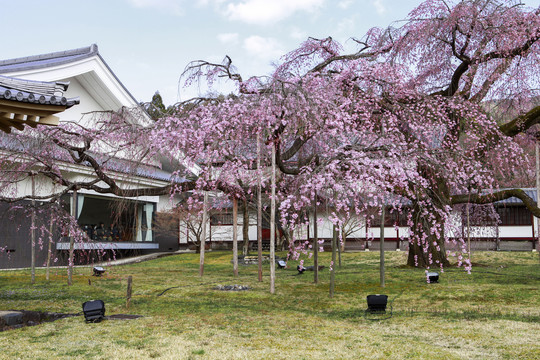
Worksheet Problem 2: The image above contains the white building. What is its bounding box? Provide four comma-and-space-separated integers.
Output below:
0, 45, 183, 269
188, 191, 539, 253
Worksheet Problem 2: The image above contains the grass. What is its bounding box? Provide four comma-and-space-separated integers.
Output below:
0, 251, 538, 359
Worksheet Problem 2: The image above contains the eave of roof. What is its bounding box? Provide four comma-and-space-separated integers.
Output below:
0, 132, 187, 183
0, 44, 141, 109
0, 45, 98, 74
0, 75, 80, 108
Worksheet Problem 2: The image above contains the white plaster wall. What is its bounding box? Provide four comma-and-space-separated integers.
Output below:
498, 226, 534, 239
158, 194, 179, 212
58, 77, 106, 124
179, 220, 210, 244
172, 208, 540, 244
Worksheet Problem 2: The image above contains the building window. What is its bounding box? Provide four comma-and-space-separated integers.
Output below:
370, 208, 409, 227
210, 212, 233, 225
496, 206, 532, 226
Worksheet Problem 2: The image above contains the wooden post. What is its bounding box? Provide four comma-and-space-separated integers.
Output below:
467, 201, 471, 261
233, 197, 239, 277
270, 141, 276, 294
199, 191, 208, 277
126, 276, 133, 309
330, 225, 337, 297
380, 206, 385, 288
313, 190, 319, 284
46, 216, 53, 281
68, 188, 77, 286
31, 172, 36, 284
257, 132, 263, 282
337, 226, 342, 268
536, 140, 540, 257
242, 200, 250, 256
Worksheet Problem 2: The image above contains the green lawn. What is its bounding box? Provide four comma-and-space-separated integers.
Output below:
0, 251, 538, 360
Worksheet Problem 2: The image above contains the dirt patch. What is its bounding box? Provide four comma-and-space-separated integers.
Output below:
0, 311, 143, 331
0, 310, 79, 331
214, 284, 250, 291
105, 314, 143, 320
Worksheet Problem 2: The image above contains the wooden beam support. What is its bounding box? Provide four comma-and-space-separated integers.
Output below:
0, 101, 62, 132
38, 115, 59, 126
0, 99, 67, 114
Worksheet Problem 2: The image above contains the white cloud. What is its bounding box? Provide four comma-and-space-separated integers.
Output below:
223, 0, 325, 25
338, 0, 353, 9
217, 33, 240, 44
336, 17, 355, 35
243, 36, 284, 60
126, 0, 185, 15
372, 0, 386, 15
289, 27, 308, 41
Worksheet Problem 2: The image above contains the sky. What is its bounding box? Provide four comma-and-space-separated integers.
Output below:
2, 0, 540, 105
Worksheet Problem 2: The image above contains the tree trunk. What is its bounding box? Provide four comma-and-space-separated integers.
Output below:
242, 199, 250, 256
277, 226, 289, 251
406, 202, 450, 268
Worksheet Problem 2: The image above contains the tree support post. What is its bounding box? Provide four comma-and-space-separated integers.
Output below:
31, 172, 36, 285
199, 191, 208, 277
126, 276, 133, 309
257, 132, 263, 282
533, 139, 540, 260
270, 141, 276, 294
380, 206, 385, 288
313, 190, 319, 284
233, 197, 239, 277
68, 188, 77, 286
330, 225, 337, 297
46, 216, 53, 281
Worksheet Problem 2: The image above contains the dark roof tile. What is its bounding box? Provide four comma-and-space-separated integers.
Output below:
0, 75, 79, 108
0, 45, 98, 74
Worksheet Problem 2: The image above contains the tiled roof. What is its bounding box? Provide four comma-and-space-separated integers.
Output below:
0, 131, 188, 183
0, 45, 98, 74
0, 44, 140, 108
0, 75, 79, 108
495, 188, 537, 205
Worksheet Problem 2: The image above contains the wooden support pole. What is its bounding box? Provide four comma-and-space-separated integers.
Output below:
270, 141, 276, 294
31, 173, 36, 284
199, 191, 208, 277
68, 188, 77, 286
46, 216, 53, 281
233, 197, 239, 277
467, 202, 471, 261
330, 225, 337, 298
257, 132, 263, 282
536, 141, 540, 258
380, 207, 385, 288
313, 191, 319, 284
126, 276, 133, 309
